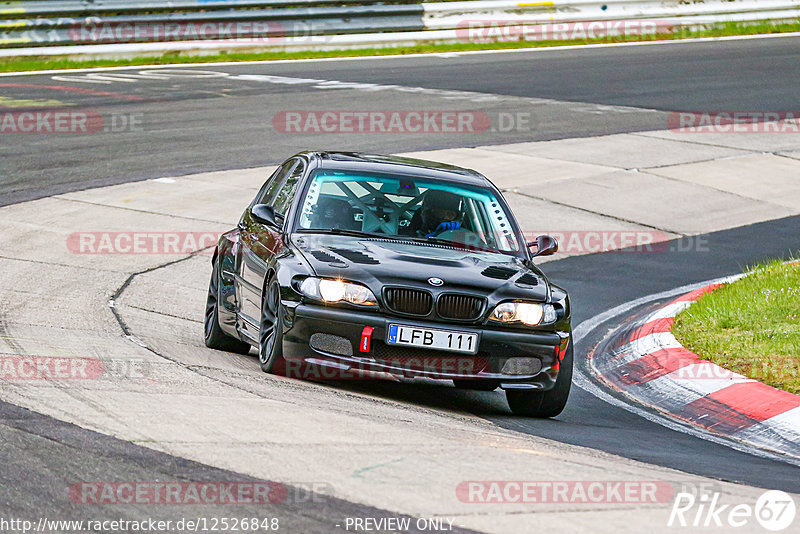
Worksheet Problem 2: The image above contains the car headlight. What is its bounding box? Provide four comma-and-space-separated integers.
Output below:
299, 277, 377, 307
489, 302, 557, 326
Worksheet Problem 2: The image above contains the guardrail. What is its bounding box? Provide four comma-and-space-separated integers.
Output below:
0, 1, 425, 48
424, 0, 800, 27
0, 1, 420, 16
0, 0, 798, 54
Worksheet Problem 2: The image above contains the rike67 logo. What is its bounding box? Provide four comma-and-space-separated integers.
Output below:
669, 490, 796, 531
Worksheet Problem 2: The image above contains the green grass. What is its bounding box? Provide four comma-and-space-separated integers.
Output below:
1, 20, 799, 73
672, 260, 800, 394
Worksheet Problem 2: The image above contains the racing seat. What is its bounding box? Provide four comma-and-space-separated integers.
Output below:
310, 197, 360, 230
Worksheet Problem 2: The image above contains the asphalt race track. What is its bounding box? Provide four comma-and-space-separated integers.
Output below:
525, 216, 800, 492
3, 35, 800, 206
2, 35, 800, 531
0, 400, 461, 534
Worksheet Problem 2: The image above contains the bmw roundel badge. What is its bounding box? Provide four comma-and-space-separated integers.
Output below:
428, 277, 444, 287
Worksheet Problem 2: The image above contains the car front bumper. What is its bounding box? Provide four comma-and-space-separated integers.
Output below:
281, 303, 570, 390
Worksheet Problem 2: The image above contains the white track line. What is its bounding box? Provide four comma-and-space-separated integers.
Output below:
1, 31, 799, 78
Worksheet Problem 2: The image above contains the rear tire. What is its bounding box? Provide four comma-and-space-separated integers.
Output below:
453, 379, 500, 391
204, 259, 252, 354
258, 276, 285, 374
506, 343, 572, 418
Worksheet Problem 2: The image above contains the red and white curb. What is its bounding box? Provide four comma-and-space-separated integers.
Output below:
590, 278, 800, 461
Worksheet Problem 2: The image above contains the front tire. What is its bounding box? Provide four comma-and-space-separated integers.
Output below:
204, 259, 252, 354
258, 276, 285, 374
506, 343, 573, 418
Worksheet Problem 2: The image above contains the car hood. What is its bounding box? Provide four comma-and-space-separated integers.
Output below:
292, 234, 548, 301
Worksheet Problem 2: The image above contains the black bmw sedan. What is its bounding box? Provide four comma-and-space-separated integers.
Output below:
204, 151, 572, 417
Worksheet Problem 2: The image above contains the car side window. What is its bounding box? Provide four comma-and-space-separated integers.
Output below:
270, 160, 306, 217
253, 159, 298, 207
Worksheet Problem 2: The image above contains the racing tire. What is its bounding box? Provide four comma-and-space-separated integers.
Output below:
505, 343, 572, 418
258, 276, 286, 374
204, 259, 252, 355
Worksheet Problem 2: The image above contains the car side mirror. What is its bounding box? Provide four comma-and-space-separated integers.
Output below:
251, 204, 279, 228
528, 235, 558, 257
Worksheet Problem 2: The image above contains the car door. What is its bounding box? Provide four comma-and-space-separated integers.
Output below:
235, 159, 295, 335
237, 158, 306, 338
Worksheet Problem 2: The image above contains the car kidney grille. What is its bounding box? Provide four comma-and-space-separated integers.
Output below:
384, 288, 433, 316
438, 294, 485, 320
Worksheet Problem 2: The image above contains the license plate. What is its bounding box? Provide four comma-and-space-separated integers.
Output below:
386, 324, 479, 354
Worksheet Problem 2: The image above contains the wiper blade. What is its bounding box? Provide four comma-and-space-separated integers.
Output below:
423, 237, 458, 246
295, 228, 383, 239
408, 235, 497, 253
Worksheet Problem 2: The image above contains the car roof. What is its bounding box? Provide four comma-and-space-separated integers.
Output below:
299, 151, 491, 187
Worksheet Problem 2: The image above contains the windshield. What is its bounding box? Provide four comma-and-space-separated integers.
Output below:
295, 170, 521, 253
